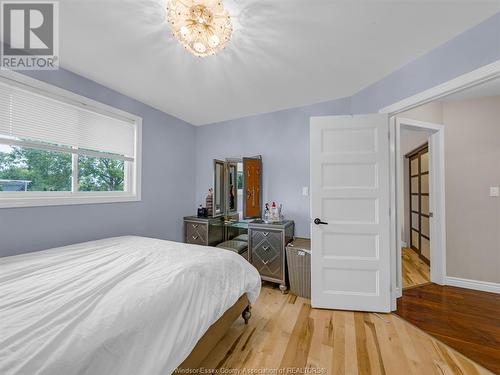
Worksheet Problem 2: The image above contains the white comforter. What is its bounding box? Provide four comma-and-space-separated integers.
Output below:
0, 236, 261, 375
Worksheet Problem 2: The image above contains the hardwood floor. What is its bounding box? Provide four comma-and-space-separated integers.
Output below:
396, 283, 500, 374
402, 247, 430, 288
195, 284, 492, 374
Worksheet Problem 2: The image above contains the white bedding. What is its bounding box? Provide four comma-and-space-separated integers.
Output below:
0, 236, 261, 375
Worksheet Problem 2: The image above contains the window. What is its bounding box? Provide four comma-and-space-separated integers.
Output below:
0, 71, 141, 208
0, 145, 72, 192
77, 154, 124, 192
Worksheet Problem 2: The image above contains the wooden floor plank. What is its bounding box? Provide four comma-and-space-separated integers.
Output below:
195, 285, 492, 375
279, 302, 313, 368
402, 247, 430, 288
396, 283, 500, 374
371, 313, 412, 375
331, 311, 346, 375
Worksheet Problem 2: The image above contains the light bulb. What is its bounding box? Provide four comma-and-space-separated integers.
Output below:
208, 35, 220, 47
193, 42, 207, 53
180, 26, 189, 37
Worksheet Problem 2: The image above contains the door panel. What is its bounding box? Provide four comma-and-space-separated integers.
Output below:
322, 232, 379, 259
410, 158, 419, 174
243, 158, 262, 218
421, 217, 430, 237
322, 268, 378, 294
411, 176, 419, 192
421, 152, 429, 172
408, 146, 430, 263
411, 195, 419, 209
421, 174, 429, 193
310, 114, 391, 312
322, 163, 377, 188
411, 213, 419, 230
421, 196, 429, 215
411, 230, 419, 247
321, 127, 377, 153
323, 197, 377, 224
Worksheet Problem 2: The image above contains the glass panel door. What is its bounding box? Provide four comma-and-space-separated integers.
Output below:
408, 145, 430, 263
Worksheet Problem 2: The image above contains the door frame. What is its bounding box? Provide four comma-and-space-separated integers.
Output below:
379, 59, 500, 309
392, 118, 445, 302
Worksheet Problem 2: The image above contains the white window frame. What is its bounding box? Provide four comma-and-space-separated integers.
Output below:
0, 70, 142, 209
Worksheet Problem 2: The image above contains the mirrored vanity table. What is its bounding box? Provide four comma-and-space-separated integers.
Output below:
183, 155, 294, 293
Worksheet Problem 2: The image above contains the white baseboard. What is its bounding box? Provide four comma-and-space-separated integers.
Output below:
401, 241, 407, 248
445, 277, 500, 294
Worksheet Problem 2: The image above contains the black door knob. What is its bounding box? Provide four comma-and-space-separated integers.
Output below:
314, 218, 328, 225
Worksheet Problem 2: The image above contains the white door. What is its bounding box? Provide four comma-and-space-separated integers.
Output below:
310, 114, 391, 312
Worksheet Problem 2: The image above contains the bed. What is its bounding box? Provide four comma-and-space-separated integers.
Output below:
0, 236, 261, 375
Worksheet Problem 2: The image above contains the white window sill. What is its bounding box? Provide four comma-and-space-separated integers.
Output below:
0, 193, 141, 209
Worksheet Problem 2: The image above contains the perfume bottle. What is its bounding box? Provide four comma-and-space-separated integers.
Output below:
271, 201, 277, 222
264, 203, 270, 222
206, 189, 213, 217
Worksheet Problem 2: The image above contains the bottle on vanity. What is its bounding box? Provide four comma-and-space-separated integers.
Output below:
206, 189, 213, 217
264, 203, 270, 222
271, 201, 278, 222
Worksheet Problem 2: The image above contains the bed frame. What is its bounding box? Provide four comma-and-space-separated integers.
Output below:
177, 294, 251, 370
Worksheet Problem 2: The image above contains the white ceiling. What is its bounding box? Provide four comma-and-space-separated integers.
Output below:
59, 0, 500, 125
442, 77, 500, 101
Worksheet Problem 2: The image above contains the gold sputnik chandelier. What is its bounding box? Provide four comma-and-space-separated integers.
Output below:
167, 0, 233, 57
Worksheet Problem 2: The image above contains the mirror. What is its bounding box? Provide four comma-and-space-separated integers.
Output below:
213, 160, 224, 217
212, 156, 262, 219
226, 162, 238, 212
242, 157, 262, 219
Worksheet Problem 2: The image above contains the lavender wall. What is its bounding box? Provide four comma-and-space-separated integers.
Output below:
194, 98, 351, 237
0, 68, 196, 256
1, 11, 498, 254
194, 12, 500, 239
351, 12, 500, 113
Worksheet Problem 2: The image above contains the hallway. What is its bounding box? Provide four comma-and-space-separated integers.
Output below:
402, 247, 430, 288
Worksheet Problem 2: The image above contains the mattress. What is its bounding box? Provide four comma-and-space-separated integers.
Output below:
0, 236, 261, 375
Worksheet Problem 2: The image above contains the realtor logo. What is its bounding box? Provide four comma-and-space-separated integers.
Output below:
1, 1, 59, 70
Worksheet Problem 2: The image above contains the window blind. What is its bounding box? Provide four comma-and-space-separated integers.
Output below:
0, 80, 136, 159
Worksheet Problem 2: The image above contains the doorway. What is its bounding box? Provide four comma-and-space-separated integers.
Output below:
403, 143, 431, 288
391, 117, 445, 302
385, 61, 500, 308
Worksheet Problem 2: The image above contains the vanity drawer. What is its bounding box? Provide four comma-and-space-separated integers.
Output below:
250, 229, 283, 280
252, 240, 282, 279
185, 221, 208, 245
247, 220, 294, 291
251, 229, 282, 250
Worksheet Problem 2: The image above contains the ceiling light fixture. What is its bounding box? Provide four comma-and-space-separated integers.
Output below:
167, 0, 233, 57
